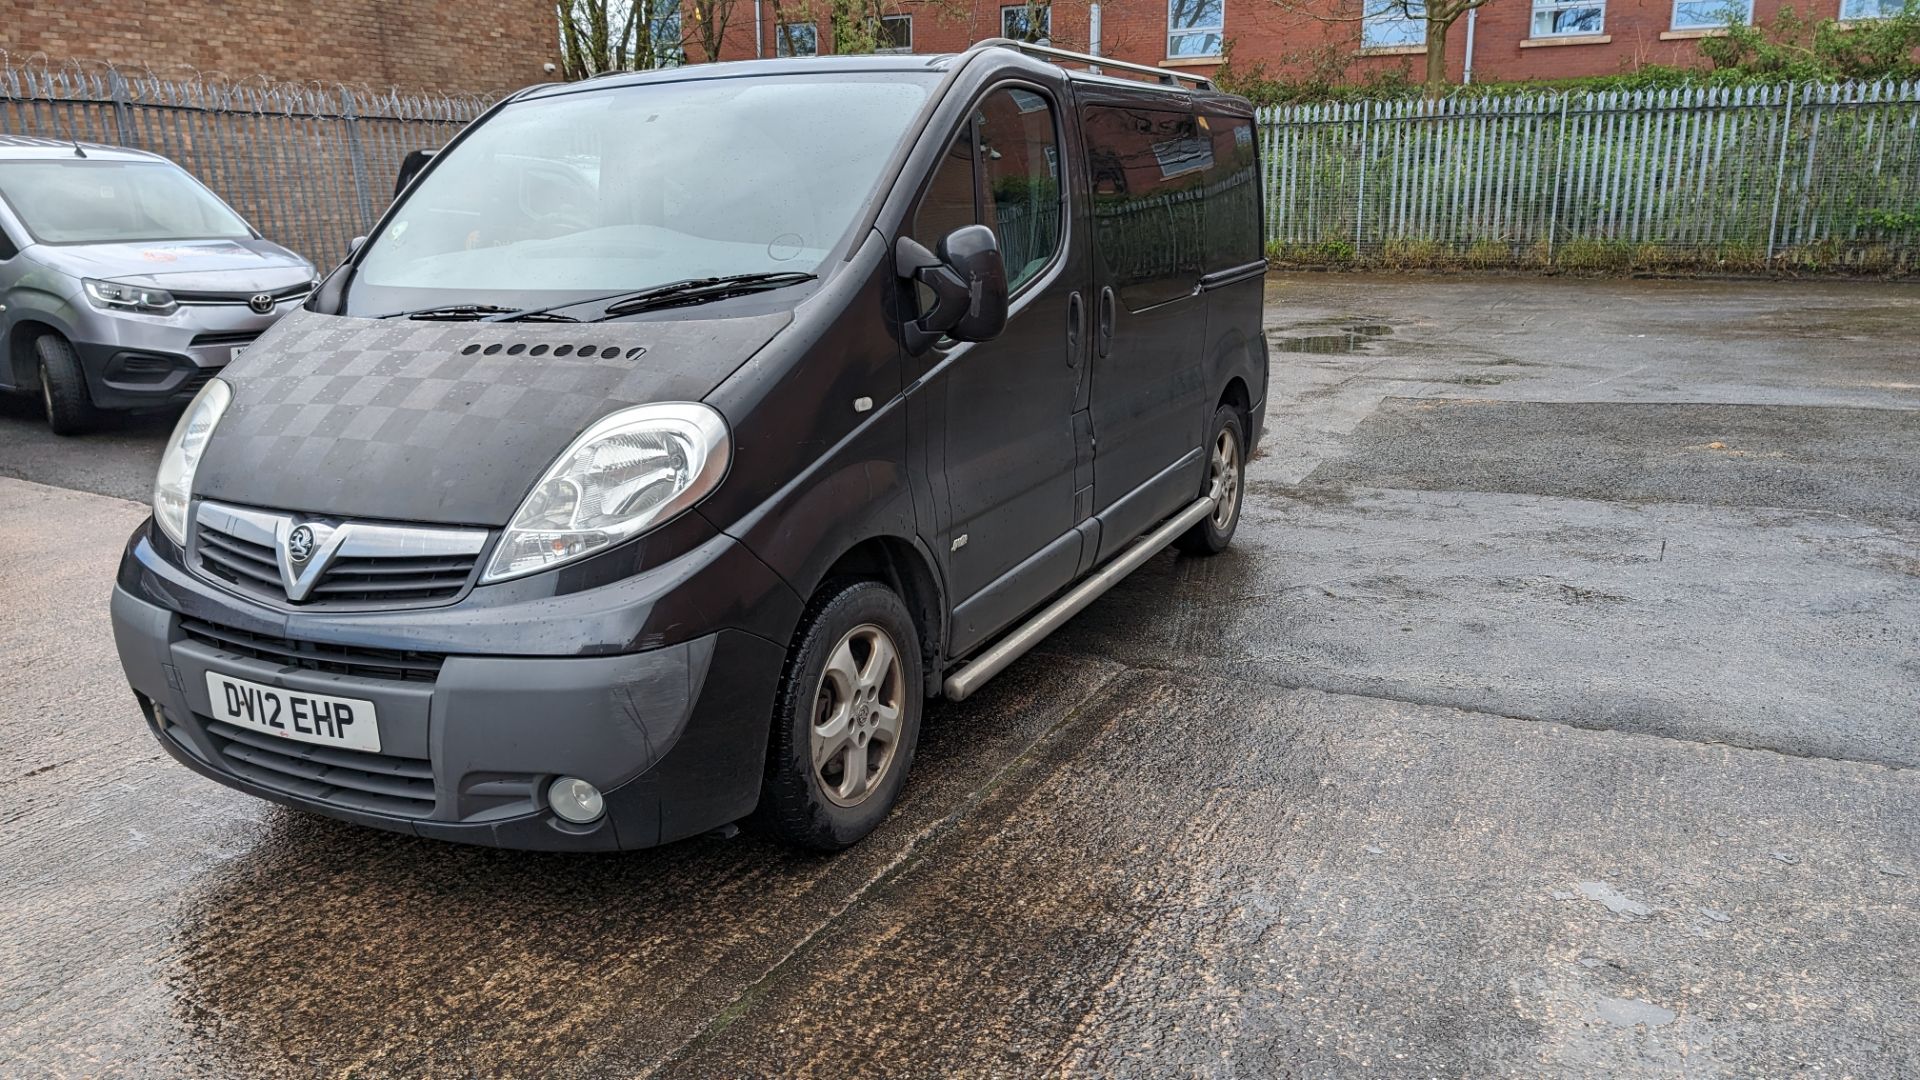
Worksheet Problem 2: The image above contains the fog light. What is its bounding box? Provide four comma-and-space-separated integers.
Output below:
548, 776, 605, 824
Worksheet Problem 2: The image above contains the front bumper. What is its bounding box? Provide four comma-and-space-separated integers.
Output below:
109, 517, 802, 851
72, 302, 287, 410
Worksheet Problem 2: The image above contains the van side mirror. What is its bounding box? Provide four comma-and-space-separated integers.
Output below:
395, 148, 436, 196
895, 225, 1008, 354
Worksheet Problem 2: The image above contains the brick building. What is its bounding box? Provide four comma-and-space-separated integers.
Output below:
693, 0, 1906, 84
0, 0, 559, 96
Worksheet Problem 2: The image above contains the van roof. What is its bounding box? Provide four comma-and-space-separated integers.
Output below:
524, 39, 1244, 106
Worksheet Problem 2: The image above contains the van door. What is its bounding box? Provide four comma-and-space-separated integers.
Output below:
1080, 93, 1213, 561
905, 83, 1086, 658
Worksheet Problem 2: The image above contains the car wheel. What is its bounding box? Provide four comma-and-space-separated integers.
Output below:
1175, 404, 1245, 555
750, 579, 923, 852
35, 334, 99, 437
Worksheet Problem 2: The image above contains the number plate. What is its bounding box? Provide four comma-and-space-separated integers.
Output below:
204, 670, 380, 753
228, 345, 247, 363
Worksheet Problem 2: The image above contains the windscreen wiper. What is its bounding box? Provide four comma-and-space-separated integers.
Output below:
480, 272, 819, 324
378, 303, 579, 322
596, 272, 818, 318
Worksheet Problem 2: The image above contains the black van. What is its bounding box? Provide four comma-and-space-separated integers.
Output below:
110, 40, 1268, 852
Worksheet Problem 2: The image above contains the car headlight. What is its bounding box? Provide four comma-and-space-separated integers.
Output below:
83, 278, 178, 316
152, 378, 233, 545
481, 402, 730, 583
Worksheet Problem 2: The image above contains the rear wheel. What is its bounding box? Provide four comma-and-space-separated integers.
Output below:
1175, 404, 1245, 555
750, 579, 922, 852
35, 333, 99, 437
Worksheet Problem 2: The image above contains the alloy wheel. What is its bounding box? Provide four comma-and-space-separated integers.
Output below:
1208, 426, 1241, 530
810, 622, 906, 807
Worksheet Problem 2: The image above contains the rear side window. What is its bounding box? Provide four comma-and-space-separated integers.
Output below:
1082, 105, 1209, 310
909, 86, 1064, 295
1199, 113, 1261, 271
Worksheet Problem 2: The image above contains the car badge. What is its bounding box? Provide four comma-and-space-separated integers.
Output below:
286, 525, 316, 564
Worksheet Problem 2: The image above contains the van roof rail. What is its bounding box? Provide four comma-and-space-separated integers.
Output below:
974, 37, 1214, 91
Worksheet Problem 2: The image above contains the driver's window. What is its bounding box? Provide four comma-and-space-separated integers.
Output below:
907, 85, 1062, 294
977, 88, 1061, 292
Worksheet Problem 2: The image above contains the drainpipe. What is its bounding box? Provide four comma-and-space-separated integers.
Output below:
1089, 3, 1102, 73
1463, 7, 1478, 84
755, 0, 764, 58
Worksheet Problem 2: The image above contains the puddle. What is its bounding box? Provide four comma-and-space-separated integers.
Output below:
1273, 323, 1394, 354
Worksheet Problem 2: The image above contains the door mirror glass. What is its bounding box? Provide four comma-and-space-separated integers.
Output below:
394, 148, 435, 197
897, 225, 1007, 352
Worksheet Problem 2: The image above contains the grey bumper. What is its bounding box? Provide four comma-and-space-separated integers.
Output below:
111, 585, 782, 850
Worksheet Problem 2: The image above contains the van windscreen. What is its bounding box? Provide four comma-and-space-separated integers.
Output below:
347, 73, 936, 317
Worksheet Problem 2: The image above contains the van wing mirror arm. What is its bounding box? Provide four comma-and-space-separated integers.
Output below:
895, 236, 970, 355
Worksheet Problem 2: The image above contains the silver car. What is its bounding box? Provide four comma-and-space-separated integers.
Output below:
0, 137, 315, 434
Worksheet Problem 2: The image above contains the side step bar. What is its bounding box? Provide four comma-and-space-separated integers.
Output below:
942, 494, 1216, 702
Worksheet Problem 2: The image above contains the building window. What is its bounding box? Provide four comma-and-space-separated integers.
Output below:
875, 13, 913, 51
1362, 0, 1427, 47
1001, 3, 1051, 42
648, 9, 686, 66
1839, 0, 1902, 16
776, 22, 818, 55
1670, 0, 1752, 29
1168, 0, 1225, 57
1531, 0, 1604, 34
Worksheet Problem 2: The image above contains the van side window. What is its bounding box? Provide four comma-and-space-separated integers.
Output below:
976, 88, 1061, 292
1200, 114, 1261, 271
909, 86, 1063, 296
0, 227, 16, 261
1081, 105, 1209, 310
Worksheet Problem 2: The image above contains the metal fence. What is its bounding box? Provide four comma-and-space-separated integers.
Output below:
5, 56, 1916, 276
0, 57, 489, 268
1259, 81, 1920, 272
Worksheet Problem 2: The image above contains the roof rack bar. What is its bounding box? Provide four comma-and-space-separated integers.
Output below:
975, 37, 1213, 91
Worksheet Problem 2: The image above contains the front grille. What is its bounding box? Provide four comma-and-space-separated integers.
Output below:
189, 331, 261, 349
204, 718, 436, 818
196, 518, 282, 594
181, 618, 445, 682
309, 551, 480, 605
175, 283, 313, 307
191, 502, 487, 610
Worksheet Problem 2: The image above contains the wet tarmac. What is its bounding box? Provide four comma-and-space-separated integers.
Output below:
3, 274, 1917, 1076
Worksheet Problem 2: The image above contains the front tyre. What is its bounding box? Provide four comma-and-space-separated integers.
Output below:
36, 334, 99, 437
1175, 404, 1245, 555
750, 579, 922, 852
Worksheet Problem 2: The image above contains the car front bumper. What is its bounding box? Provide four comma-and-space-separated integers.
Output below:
71, 302, 289, 410
109, 519, 799, 851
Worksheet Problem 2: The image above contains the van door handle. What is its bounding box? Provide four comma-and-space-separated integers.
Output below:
1097, 287, 1115, 359
1066, 291, 1083, 367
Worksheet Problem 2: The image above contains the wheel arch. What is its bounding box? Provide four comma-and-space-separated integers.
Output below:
7, 317, 64, 390
814, 534, 948, 699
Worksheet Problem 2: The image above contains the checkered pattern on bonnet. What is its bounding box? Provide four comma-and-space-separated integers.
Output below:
195, 308, 789, 527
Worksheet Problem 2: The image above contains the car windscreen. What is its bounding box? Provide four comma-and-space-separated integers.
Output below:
0, 159, 253, 245
346, 72, 937, 317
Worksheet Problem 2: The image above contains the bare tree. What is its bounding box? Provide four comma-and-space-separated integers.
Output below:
1267, 0, 1490, 91
555, 0, 686, 78
687, 0, 742, 62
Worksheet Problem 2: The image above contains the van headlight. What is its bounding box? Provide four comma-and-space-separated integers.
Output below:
481, 402, 730, 583
84, 278, 178, 316
152, 378, 232, 545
